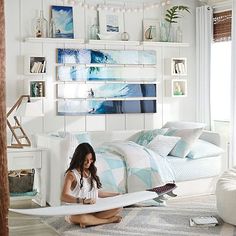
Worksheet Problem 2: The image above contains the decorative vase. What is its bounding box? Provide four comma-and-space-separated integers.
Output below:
121, 32, 129, 41
175, 26, 183, 43
34, 10, 48, 38
160, 22, 168, 42
166, 23, 174, 42
49, 18, 56, 38
90, 24, 99, 40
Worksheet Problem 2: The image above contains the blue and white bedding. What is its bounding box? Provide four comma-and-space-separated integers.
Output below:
95, 141, 175, 193
166, 155, 222, 182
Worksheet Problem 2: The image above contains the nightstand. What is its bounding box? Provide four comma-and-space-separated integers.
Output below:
7, 147, 47, 206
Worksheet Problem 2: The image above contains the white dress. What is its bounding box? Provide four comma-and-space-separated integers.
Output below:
70, 169, 98, 200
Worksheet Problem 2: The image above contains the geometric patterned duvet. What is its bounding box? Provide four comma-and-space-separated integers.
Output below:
96, 141, 175, 193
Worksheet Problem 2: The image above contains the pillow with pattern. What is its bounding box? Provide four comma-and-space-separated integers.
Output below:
147, 135, 181, 157
165, 128, 203, 158
132, 128, 168, 146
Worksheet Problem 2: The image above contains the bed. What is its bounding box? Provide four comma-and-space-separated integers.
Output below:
36, 122, 224, 206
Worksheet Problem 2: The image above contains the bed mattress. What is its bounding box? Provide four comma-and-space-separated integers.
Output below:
166, 155, 222, 182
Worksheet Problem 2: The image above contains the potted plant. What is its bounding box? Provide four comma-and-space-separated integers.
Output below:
162, 5, 190, 42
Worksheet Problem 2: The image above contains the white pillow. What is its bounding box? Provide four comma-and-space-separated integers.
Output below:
147, 135, 181, 157
187, 139, 224, 159
165, 128, 203, 158
163, 121, 206, 129
58, 132, 92, 160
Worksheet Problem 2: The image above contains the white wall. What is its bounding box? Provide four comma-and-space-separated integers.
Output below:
5, 0, 198, 138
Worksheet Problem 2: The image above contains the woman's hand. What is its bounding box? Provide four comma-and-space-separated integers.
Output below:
83, 198, 96, 204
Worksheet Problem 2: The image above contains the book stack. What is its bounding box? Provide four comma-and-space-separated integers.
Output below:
174, 62, 186, 74
189, 216, 219, 227
30, 60, 46, 73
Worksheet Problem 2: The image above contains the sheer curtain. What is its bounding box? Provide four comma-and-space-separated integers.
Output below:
230, 1, 236, 167
196, 6, 213, 130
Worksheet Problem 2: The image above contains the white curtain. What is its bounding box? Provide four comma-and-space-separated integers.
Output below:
230, 1, 236, 167
196, 6, 213, 130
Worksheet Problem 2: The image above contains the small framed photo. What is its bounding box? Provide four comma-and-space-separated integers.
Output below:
51, 5, 74, 38
98, 10, 124, 40
143, 19, 160, 41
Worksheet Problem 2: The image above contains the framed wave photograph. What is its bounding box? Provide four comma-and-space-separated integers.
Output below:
98, 10, 124, 40
57, 99, 156, 115
51, 5, 74, 38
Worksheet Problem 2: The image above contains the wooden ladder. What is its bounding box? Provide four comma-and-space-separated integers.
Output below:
7, 116, 31, 148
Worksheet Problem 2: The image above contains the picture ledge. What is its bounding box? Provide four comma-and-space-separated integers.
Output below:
24, 37, 190, 47
24, 37, 85, 44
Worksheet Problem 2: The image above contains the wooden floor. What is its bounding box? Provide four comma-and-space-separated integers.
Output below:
9, 200, 59, 236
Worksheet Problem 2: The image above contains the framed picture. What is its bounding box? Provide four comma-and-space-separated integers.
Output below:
143, 19, 160, 41
57, 99, 156, 115
98, 10, 124, 39
51, 6, 74, 38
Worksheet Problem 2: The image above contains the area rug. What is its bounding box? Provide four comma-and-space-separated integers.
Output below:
42, 195, 236, 236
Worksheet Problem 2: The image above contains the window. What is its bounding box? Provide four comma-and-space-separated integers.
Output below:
211, 41, 231, 121
213, 10, 231, 42
211, 9, 231, 122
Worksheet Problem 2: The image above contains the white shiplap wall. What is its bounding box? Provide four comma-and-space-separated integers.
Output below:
5, 0, 198, 137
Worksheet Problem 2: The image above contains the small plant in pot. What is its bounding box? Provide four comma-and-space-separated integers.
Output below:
163, 5, 190, 42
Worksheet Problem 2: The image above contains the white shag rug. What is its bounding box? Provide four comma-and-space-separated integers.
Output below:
43, 195, 236, 236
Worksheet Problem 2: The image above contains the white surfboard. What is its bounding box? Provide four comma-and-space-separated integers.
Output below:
10, 183, 177, 216
10, 191, 157, 216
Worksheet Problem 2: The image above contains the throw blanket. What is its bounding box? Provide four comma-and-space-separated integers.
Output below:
96, 141, 174, 193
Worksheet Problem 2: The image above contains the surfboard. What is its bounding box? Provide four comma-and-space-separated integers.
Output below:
9, 183, 176, 216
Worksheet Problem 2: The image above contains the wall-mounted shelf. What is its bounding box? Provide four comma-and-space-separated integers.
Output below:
88, 40, 140, 46
165, 79, 187, 97
165, 57, 187, 76
24, 37, 189, 48
24, 37, 85, 44
25, 80, 46, 98
142, 41, 190, 47
24, 56, 46, 75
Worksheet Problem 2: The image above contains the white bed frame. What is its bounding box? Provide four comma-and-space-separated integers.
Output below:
36, 130, 223, 206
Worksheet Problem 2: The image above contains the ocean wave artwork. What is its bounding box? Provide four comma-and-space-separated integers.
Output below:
57, 83, 156, 99
57, 99, 156, 115
57, 49, 156, 65
56, 66, 156, 82
51, 6, 74, 39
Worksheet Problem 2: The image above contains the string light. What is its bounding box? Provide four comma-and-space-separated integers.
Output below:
62, 0, 170, 13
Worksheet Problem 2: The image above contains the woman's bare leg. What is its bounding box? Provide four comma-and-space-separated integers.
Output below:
69, 213, 122, 227
94, 208, 122, 219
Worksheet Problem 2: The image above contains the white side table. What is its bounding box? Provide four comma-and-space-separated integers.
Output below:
7, 147, 47, 206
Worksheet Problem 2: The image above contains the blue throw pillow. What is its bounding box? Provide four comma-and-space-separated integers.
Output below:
132, 128, 168, 146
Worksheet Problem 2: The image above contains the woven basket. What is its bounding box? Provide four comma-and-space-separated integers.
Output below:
8, 169, 35, 193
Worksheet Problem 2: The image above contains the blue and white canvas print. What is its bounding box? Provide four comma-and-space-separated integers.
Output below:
57, 83, 156, 99
57, 49, 156, 65
57, 66, 156, 82
51, 6, 74, 38
57, 99, 156, 115
57, 66, 89, 81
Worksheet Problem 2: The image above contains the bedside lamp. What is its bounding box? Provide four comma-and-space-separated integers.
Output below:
7, 95, 43, 148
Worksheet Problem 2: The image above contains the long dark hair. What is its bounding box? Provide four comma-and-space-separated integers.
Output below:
65, 143, 102, 190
